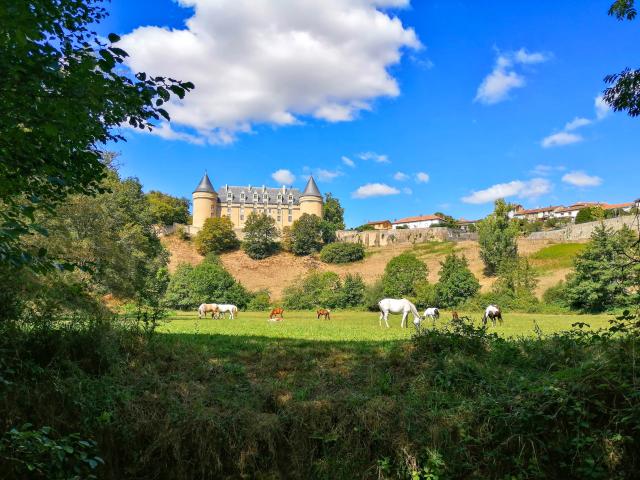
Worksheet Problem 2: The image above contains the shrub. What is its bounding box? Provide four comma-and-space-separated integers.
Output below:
283, 271, 342, 309
163, 255, 251, 310
543, 281, 568, 307
340, 274, 366, 307
319, 242, 365, 264
363, 279, 385, 311
195, 217, 239, 255
247, 290, 271, 310
290, 214, 323, 256
175, 224, 190, 240
575, 206, 605, 224
477, 199, 519, 275
382, 252, 428, 298
435, 253, 480, 307
413, 282, 438, 309
242, 212, 279, 260
280, 226, 293, 252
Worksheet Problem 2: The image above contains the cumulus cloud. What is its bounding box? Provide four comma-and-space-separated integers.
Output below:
475, 48, 549, 105
564, 117, 592, 131
341, 156, 355, 168
394, 171, 409, 181
352, 183, 400, 199
462, 178, 551, 204
315, 169, 343, 182
562, 171, 602, 187
595, 95, 611, 120
542, 132, 583, 148
271, 169, 296, 185
119, 0, 421, 144
415, 172, 430, 183
358, 151, 390, 163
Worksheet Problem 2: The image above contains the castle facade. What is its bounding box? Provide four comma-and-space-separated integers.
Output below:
192, 172, 323, 230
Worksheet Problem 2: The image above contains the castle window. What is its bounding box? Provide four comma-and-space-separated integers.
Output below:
263, 193, 269, 201
288, 194, 293, 202
277, 193, 282, 202
227, 207, 231, 215
288, 215, 293, 222
240, 192, 245, 201
240, 214, 244, 221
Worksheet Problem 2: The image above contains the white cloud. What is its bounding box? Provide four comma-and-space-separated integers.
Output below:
341, 156, 355, 168
541, 132, 583, 148
530, 164, 565, 176
415, 172, 430, 183
352, 183, 400, 199
462, 178, 551, 204
562, 171, 602, 187
564, 117, 592, 131
393, 171, 409, 181
475, 48, 549, 105
315, 169, 343, 182
358, 151, 390, 163
271, 169, 295, 185
119, 0, 421, 144
595, 95, 611, 120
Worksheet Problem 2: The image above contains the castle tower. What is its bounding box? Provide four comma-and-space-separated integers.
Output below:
192, 172, 218, 228
299, 176, 323, 217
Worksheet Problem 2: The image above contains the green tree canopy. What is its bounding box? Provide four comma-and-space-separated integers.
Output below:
290, 213, 324, 256
146, 191, 190, 226
242, 212, 279, 260
575, 206, 605, 224
382, 252, 428, 298
323, 193, 345, 230
0, 0, 193, 270
477, 199, 519, 276
195, 217, 240, 255
435, 253, 480, 307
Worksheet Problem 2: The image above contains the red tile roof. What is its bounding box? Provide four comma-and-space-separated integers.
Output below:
602, 202, 634, 210
367, 220, 391, 225
393, 214, 442, 224
513, 206, 561, 215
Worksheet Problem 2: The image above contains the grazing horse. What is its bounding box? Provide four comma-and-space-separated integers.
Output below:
270, 307, 284, 320
198, 303, 219, 319
423, 307, 440, 324
451, 311, 460, 321
217, 304, 238, 320
482, 305, 503, 327
378, 298, 422, 328
316, 308, 331, 320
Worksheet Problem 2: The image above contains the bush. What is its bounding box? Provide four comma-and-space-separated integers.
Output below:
290, 214, 324, 256
319, 242, 365, 264
543, 281, 568, 307
282, 271, 365, 309
195, 217, 239, 255
280, 226, 293, 253
340, 274, 366, 307
247, 290, 271, 310
413, 282, 438, 309
477, 199, 519, 275
575, 206, 605, 224
382, 252, 428, 298
163, 255, 251, 310
435, 253, 480, 307
242, 213, 279, 260
363, 279, 385, 311
175, 224, 190, 240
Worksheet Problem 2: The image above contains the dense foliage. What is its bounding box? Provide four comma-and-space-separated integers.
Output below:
282, 271, 365, 309
322, 193, 345, 231
194, 217, 239, 255
434, 253, 480, 307
319, 242, 365, 264
290, 213, 323, 256
0, 0, 192, 270
242, 212, 279, 260
382, 252, 428, 298
477, 199, 519, 275
146, 191, 190, 226
575, 206, 605, 224
163, 255, 251, 310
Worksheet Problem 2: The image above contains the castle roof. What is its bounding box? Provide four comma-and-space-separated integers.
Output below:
218, 184, 303, 206
301, 176, 322, 198
193, 172, 215, 193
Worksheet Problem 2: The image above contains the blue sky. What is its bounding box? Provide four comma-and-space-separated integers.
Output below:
99, 1, 639, 227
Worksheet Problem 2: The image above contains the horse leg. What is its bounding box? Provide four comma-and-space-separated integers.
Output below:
401, 311, 407, 329
379, 311, 383, 327
384, 312, 390, 328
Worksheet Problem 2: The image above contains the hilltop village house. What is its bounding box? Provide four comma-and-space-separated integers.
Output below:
392, 214, 443, 229
509, 201, 636, 223
192, 172, 323, 231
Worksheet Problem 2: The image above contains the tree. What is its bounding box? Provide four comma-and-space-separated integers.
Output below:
242, 212, 279, 260
323, 193, 345, 230
435, 253, 480, 307
382, 252, 428, 298
290, 213, 323, 256
0, 0, 193, 270
575, 206, 605, 224
146, 191, 190, 226
564, 225, 638, 312
340, 273, 366, 307
433, 212, 459, 230
195, 217, 239, 255
604, 1, 640, 116
493, 256, 539, 300
477, 199, 519, 275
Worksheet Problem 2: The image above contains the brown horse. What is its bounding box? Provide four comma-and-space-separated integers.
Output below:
269, 307, 284, 320
451, 311, 459, 321
316, 308, 331, 320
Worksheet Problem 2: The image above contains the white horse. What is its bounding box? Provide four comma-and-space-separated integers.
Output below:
198, 303, 219, 319
482, 305, 503, 326
378, 298, 422, 328
423, 307, 440, 324
217, 304, 238, 320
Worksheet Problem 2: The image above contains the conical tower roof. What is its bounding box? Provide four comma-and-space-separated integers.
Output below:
301, 175, 322, 198
193, 172, 215, 193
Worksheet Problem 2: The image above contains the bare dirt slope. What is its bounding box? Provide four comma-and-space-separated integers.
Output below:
161, 236, 575, 300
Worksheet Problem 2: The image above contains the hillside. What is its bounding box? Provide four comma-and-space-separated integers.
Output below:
161, 235, 586, 300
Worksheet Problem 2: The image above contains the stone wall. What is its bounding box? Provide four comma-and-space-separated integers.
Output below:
336, 227, 477, 247
528, 215, 639, 241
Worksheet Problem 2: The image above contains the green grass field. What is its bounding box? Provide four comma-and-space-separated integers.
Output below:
162, 309, 612, 343
528, 242, 586, 271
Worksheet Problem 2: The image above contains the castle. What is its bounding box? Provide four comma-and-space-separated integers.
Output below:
192, 172, 323, 230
